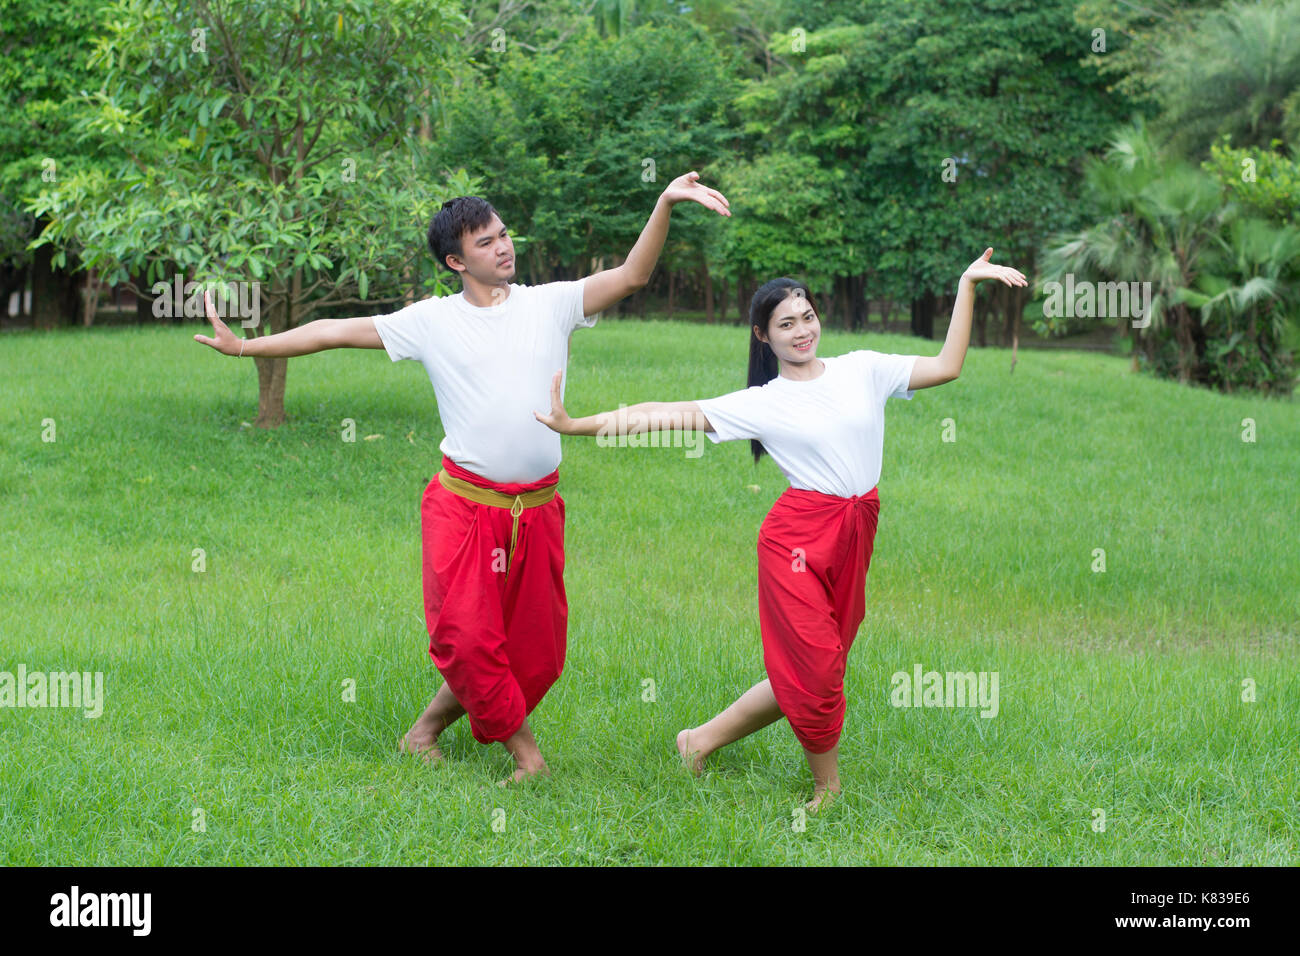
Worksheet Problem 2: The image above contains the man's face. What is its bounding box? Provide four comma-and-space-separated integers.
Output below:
452, 214, 515, 283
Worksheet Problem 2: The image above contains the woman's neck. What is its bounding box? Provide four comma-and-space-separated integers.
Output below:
779, 358, 826, 382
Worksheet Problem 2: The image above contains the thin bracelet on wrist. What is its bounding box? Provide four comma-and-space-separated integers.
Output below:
239, 338, 245, 358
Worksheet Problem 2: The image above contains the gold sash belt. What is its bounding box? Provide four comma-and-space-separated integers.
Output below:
436, 470, 557, 575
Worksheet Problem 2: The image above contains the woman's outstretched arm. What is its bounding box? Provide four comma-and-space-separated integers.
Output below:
909, 247, 1028, 390
533, 371, 713, 437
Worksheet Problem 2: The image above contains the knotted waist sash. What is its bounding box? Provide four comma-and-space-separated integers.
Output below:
436, 456, 558, 575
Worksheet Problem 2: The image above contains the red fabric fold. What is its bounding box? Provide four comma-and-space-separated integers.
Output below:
757, 486, 881, 754
420, 457, 567, 744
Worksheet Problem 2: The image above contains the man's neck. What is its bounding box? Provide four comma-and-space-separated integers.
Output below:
461, 276, 512, 309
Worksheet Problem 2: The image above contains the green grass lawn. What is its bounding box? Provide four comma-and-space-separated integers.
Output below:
1, 319, 1296, 865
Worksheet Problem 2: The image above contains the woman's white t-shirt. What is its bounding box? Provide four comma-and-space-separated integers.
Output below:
695, 350, 919, 499
372, 279, 592, 483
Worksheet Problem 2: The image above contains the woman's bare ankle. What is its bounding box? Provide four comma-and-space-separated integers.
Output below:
676, 728, 707, 775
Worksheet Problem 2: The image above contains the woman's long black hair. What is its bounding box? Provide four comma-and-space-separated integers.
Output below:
746, 277, 815, 463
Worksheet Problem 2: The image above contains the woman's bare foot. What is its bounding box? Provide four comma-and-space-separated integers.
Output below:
805, 784, 841, 813
497, 760, 550, 788
676, 728, 706, 775
803, 745, 840, 813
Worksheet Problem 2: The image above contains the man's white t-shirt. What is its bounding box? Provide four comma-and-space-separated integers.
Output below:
372, 279, 592, 483
695, 350, 920, 499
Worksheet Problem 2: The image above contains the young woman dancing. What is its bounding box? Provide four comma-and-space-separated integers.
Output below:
535, 249, 1026, 810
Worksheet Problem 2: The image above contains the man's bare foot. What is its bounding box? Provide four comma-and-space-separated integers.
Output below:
497, 761, 550, 788
805, 785, 841, 813
676, 729, 706, 775
399, 714, 446, 765
398, 731, 443, 764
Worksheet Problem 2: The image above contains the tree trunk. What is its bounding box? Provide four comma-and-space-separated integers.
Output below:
81, 269, 100, 327
667, 269, 676, 318
737, 275, 748, 324
1143, 321, 1156, 371
253, 354, 289, 428
404, 262, 417, 308
1129, 312, 1142, 372
1010, 299, 1020, 375
253, 286, 290, 428
703, 265, 714, 324
1002, 285, 1012, 347
1174, 304, 1194, 382
134, 271, 153, 325
30, 241, 77, 329
1001, 284, 1016, 347
0, 262, 25, 324
1188, 305, 1208, 381
910, 290, 936, 339
847, 274, 866, 331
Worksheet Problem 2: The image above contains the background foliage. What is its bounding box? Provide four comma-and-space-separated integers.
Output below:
7, 0, 1299, 398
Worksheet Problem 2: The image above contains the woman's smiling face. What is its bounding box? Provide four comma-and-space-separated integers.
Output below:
756, 290, 820, 367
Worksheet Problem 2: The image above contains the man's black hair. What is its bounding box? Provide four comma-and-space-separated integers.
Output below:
427, 197, 500, 275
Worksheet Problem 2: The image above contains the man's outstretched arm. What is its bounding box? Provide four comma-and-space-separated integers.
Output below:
581, 171, 730, 318
194, 290, 384, 357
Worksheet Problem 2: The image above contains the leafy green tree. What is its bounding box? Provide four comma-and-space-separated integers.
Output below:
28, 0, 468, 426
432, 19, 738, 290
1070, 0, 1221, 109
1039, 121, 1297, 393
0, 0, 116, 327
1200, 138, 1300, 382
723, 0, 1134, 339
708, 152, 850, 318
679, 0, 776, 75
1151, 0, 1300, 158
1181, 216, 1300, 392
455, 0, 606, 66
1203, 137, 1300, 226
593, 0, 659, 37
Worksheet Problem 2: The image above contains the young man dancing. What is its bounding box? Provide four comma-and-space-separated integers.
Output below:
196, 172, 730, 784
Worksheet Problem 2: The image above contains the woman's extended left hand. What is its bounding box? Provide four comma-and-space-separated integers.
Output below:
534, 370, 574, 434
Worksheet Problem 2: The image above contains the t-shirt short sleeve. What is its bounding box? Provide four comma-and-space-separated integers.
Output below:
372, 299, 434, 362
859, 350, 920, 401
547, 277, 592, 334
695, 386, 766, 444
